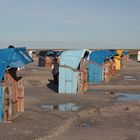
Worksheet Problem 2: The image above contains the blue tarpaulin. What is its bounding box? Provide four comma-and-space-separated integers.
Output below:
88, 50, 116, 84
122, 50, 129, 56
89, 50, 115, 65
60, 49, 87, 69
110, 50, 118, 56
0, 47, 33, 81
0, 47, 32, 121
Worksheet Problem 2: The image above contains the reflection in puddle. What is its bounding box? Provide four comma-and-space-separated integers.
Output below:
88, 90, 115, 94
31, 69, 38, 72
88, 89, 105, 94
77, 122, 93, 128
41, 103, 80, 111
117, 93, 140, 101
124, 76, 136, 80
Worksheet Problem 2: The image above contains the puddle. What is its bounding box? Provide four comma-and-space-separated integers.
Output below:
88, 89, 105, 94
117, 93, 140, 101
31, 69, 38, 72
124, 76, 136, 80
88, 89, 115, 94
77, 122, 93, 128
41, 103, 80, 111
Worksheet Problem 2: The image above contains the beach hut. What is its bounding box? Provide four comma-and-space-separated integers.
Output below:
121, 50, 129, 68
88, 50, 114, 85
38, 50, 62, 68
108, 50, 118, 77
0, 47, 32, 122
114, 50, 129, 70
59, 49, 90, 94
114, 50, 123, 70
38, 50, 54, 68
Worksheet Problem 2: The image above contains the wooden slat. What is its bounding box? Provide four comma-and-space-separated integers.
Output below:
2, 72, 24, 122
45, 56, 53, 68
82, 70, 88, 93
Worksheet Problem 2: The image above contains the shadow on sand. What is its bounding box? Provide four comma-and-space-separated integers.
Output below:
47, 79, 58, 93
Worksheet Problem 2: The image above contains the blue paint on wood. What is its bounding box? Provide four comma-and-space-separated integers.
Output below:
88, 63, 102, 84
59, 67, 78, 94
88, 50, 116, 85
59, 49, 89, 94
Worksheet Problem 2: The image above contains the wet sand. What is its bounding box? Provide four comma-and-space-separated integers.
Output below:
0, 58, 140, 140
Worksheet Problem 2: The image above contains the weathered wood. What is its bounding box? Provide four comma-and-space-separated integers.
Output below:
8, 86, 13, 120
2, 72, 24, 122
82, 70, 88, 93
77, 72, 83, 94
45, 56, 53, 68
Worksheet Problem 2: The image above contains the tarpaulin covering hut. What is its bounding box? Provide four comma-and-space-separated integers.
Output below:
59, 49, 90, 94
121, 50, 129, 68
114, 50, 123, 70
0, 47, 32, 122
114, 50, 129, 70
88, 50, 115, 84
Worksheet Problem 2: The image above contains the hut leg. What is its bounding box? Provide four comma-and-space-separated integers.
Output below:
3, 86, 12, 121
8, 87, 13, 121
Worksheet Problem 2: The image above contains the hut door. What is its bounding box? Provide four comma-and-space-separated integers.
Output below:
59, 67, 78, 94
65, 69, 78, 94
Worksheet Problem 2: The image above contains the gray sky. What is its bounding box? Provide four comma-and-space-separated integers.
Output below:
0, 0, 140, 49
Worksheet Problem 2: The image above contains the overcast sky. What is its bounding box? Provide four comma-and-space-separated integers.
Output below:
0, 0, 140, 49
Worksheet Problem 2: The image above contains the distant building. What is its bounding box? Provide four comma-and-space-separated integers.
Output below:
138, 51, 140, 62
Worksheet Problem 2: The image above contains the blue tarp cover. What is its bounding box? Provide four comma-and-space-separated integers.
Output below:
89, 50, 115, 64
60, 49, 87, 69
110, 50, 118, 56
122, 50, 129, 56
0, 47, 32, 81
